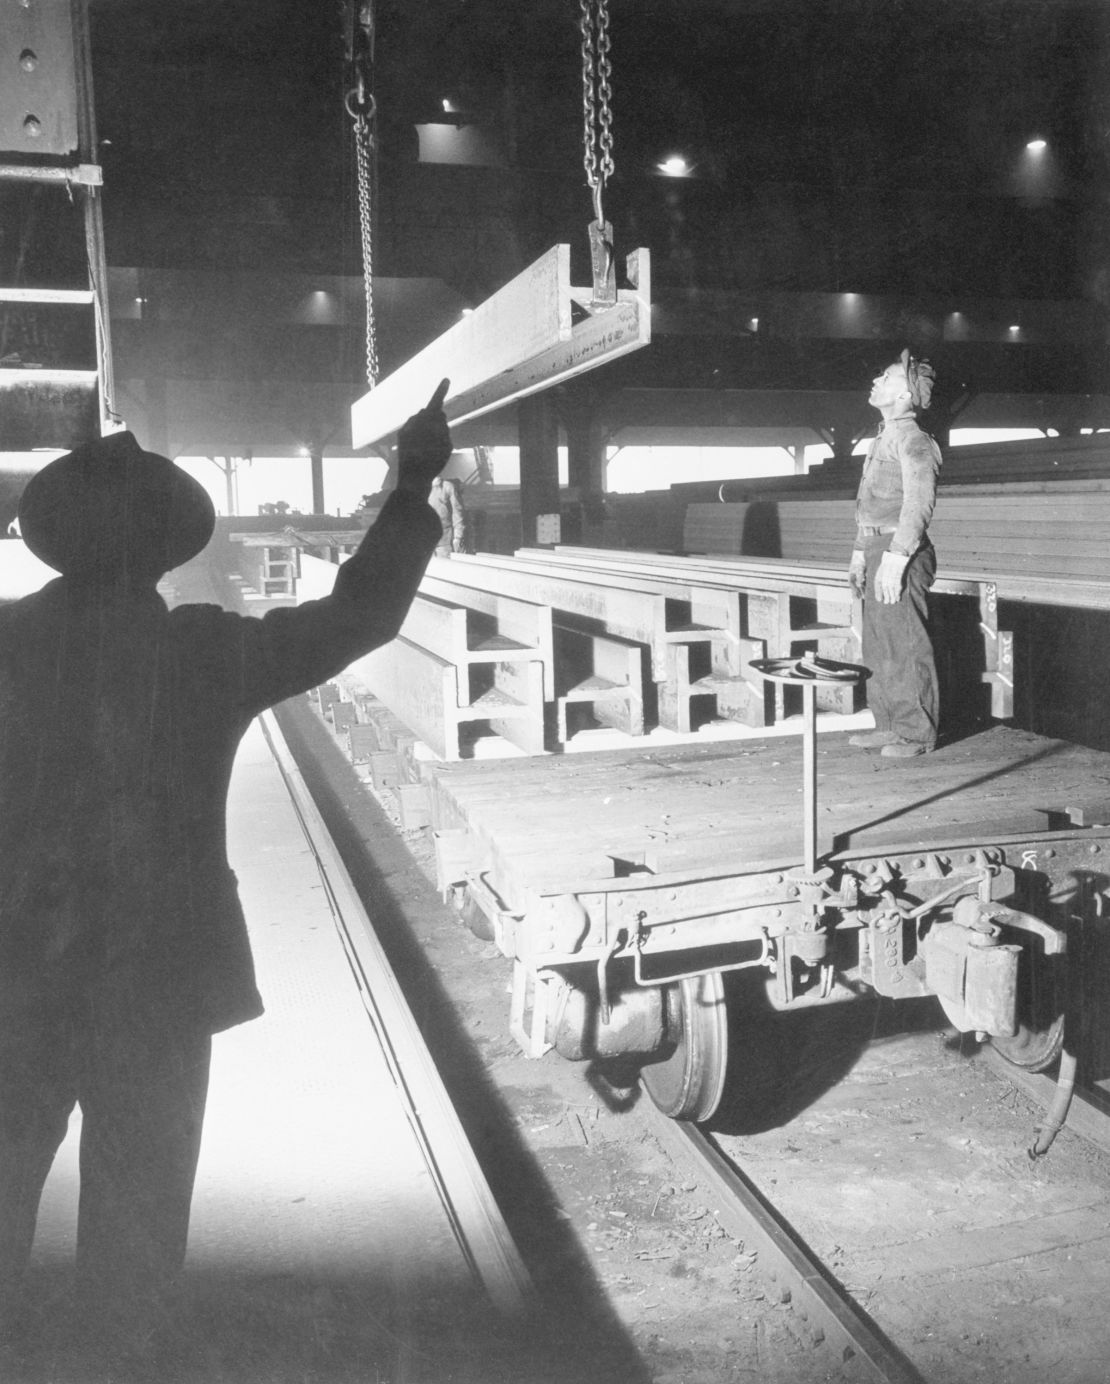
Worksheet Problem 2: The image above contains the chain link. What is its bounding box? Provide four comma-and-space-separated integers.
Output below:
345, 0, 379, 387
579, 0, 614, 224
352, 109, 379, 387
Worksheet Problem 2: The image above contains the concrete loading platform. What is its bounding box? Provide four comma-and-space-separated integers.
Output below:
16, 717, 615, 1384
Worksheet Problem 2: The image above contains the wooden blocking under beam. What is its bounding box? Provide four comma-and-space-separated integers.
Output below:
368, 751, 403, 791
329, 700, 358, 733
345, 722, 380, 764
395, 782, 431, 830
554, 623, 646, 742
313, 683, 341, 714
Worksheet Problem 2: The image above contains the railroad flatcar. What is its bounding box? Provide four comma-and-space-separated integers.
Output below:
429, 722, 1092, 1122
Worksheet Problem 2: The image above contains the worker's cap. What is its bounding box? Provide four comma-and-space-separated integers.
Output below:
899, 348, 936, 411
18, 430, 215, 579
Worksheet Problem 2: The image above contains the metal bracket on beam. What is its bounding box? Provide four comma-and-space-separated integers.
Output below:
977, 582, 1014, 719
933, 576, 1014, 720
350, 242, 651, 449
587, 218, 616, 309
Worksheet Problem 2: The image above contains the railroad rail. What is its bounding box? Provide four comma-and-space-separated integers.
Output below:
649, 1113, 928, 1384
257, 708, 534, 1318
642, 1011, 1110, 1384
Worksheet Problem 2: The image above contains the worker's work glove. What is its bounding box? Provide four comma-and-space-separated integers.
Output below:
847, 549, 867, 599
395, 379, 453, 498
875, 550, 910, 604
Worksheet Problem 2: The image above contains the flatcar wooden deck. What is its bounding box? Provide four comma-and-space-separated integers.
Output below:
426, 726, 1110, 908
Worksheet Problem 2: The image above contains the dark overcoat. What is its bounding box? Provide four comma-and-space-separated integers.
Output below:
0, 489, 440, 1034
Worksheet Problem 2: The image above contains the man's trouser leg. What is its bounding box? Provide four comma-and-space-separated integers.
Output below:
0, 982, 76, 1323
74, 985, 211, 1345
862, 536, 939, 748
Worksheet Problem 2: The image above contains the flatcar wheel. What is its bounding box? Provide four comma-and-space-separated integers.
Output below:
989, 1014, 1065, 1072
639, 973, 729, 1122
938, 927, 1066, 1074
991, 923, 1068, 1072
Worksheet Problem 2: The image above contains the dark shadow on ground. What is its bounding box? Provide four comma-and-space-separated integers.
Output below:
709, 975, 950, 1136
8, 1263, 607, 1384
272, 696, 649, 1383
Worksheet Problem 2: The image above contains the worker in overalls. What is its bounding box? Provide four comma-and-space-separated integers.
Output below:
428, 471, 467, 556
847, 351, 942, 758
0, 384, 451, 1371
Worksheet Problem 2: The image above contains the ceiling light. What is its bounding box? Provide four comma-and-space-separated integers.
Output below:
1025, 138, 1047, 152
657, 155, 690, 177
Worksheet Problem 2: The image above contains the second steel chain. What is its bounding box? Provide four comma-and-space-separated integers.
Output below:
579, 0, 614, 226
352, 109, 379, 387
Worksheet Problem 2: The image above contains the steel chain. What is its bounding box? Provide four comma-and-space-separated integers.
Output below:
579, 0, 614, 224
352, 110, 379, 387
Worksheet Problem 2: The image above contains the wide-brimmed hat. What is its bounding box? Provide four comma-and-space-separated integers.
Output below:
18, 430, 215, 578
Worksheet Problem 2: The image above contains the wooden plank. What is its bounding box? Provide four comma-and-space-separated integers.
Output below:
420, 725, 1110, 893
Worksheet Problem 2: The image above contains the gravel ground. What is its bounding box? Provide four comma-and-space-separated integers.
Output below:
282, 698, 1110, 1384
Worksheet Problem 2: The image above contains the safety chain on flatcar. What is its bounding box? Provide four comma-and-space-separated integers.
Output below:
579, 0, 617, 307
343, 0, 380, 386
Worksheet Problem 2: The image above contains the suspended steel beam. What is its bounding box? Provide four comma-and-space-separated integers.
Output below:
350, 243, 651, 449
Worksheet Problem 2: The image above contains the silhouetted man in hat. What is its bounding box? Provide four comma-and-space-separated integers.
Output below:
0, 384, 452, 1370
847, 350, 941, 758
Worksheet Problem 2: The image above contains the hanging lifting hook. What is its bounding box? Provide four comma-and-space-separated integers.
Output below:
343, 0, 376, 61
343, 0, 376, 123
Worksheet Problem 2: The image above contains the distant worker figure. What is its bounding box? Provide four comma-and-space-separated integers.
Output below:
847, 350, 941, 758
0, 383, 452, 1369
429, 471, 467, 556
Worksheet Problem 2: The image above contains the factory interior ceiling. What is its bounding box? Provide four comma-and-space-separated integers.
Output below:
3, 0, 1110, 459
